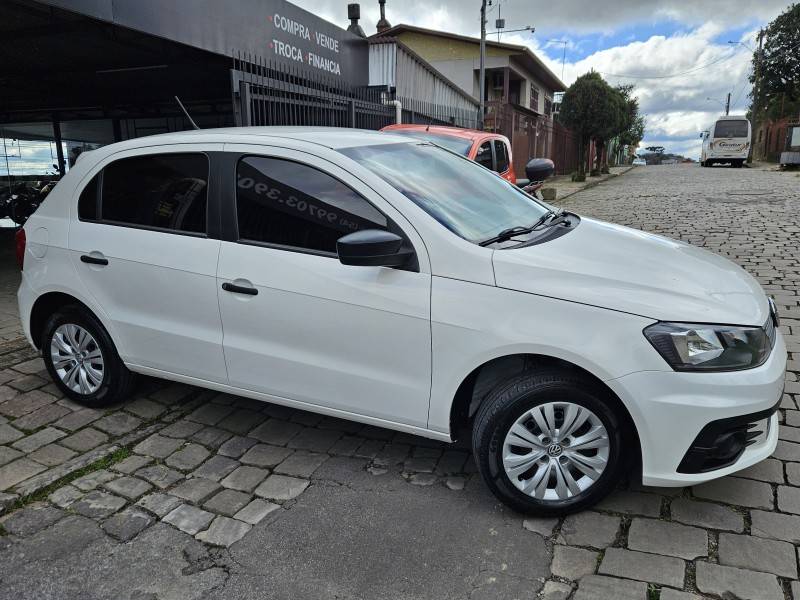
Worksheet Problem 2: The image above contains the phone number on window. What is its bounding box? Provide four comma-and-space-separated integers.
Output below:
238, 174, 360, 232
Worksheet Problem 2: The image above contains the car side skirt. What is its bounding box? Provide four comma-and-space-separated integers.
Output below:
127, 363, 453, 443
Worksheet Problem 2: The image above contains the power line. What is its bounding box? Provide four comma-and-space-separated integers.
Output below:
729, 67, 753, 110
598, 49, 740, 80
599, 37, 800, 82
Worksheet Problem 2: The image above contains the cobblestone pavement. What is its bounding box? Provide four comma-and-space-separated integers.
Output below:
0, 165, 799, 599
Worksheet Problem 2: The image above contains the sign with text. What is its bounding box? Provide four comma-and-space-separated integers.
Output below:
38, 0, 369, 85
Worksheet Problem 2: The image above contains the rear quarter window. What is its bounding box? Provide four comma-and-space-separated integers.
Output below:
78, 174, 100, 221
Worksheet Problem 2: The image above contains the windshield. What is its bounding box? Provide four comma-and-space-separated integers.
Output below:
383, 130, 473, 155
714, 120, 749, 138
340, 142, 549, 244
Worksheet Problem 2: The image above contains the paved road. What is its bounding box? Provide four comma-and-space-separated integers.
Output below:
0, 164, 799, 600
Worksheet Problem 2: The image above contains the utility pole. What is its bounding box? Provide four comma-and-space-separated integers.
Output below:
725, 92, 730, 115
751, 28, 765, 162
479, 0, 487, 130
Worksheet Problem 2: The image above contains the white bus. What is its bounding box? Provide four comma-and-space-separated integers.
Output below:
700, 116, 751, 168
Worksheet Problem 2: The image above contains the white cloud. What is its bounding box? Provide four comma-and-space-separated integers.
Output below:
297, 0, 787, 37
498, 25, 755, 157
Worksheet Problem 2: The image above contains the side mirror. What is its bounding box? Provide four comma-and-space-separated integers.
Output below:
525, 158, 555, 182
336, 229, 414, 268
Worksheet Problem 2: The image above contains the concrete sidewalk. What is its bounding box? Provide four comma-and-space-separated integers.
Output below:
541, 165, 635, 204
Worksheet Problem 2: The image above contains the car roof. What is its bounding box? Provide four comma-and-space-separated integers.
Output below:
382, 124, 503, 142
92, 127, 415, 153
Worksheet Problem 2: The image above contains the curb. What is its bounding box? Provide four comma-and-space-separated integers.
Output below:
558, 165, 636, 202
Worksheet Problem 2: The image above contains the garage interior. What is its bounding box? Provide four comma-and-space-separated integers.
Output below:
1, 0, 236, 177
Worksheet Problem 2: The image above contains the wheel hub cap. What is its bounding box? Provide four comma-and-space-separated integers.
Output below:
547, 443, 563, 457
50, 324, 104, 395
502, 401, 610, 502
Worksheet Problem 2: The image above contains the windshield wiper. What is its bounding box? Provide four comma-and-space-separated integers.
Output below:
478, 210, 556, 246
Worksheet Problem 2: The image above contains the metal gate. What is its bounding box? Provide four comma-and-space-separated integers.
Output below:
231, 52, 479, 131
232, 52, 393, 129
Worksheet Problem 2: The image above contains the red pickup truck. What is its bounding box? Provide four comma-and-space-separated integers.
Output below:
380, 124, 516, 184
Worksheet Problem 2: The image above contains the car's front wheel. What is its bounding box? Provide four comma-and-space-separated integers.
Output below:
41, 306, 136, 407
472, 371, 626, 515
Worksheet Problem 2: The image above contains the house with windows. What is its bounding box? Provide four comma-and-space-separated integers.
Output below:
371, 24, 566, 175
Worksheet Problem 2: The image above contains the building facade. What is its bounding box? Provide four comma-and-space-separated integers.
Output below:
373, 25, 568, 175
368, 38, 478, 128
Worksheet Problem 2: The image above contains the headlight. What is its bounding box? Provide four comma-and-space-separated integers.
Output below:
644, 322, 771, 372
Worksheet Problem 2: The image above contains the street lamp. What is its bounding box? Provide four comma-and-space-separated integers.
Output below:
489, 24, 534, 37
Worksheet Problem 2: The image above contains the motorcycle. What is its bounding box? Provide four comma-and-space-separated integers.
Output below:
0, 180, 55, 226
516, 158, 555, 201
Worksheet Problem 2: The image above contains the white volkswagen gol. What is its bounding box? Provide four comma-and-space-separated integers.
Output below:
16, 128, 785, 515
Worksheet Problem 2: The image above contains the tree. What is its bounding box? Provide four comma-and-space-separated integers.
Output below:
615, 85, 646, 164
558, 71, 626, 180
592, 88, 627, 174
750, 4, 800, 121
644, 146, 665, 165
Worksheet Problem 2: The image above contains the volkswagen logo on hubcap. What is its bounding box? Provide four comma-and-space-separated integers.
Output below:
547, 443, 563, 457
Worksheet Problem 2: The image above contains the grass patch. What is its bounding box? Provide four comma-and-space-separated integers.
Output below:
647, 584, 660, 600
595, 548, 605, 570
10, 446, 133, 511
0, 523, 7, 536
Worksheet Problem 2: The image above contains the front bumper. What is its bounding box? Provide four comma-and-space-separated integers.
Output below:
606, 330, 786, 487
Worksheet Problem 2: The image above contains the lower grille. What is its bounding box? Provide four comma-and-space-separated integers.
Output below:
677, 400, 779, 474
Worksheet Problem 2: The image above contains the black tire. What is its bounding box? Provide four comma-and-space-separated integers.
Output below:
472, 371, 626, 516
41, 305, 136, 407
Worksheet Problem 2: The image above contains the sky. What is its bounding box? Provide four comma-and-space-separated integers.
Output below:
0, 138, 65, 178
292, 0, 791, 158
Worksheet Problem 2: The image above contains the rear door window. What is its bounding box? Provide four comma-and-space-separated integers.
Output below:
100, 153, 208, 234
475, 142, 494, 170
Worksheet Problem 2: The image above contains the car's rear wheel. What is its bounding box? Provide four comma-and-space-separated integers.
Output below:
41, 306, 135, 407
472, 371, 626, 515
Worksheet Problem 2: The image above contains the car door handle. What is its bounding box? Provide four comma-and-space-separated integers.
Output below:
222, 282, 258, 296
80, 254, 108, 266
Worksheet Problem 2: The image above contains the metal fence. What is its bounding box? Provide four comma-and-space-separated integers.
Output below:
232, 52, 478, 131
398, 97, 478, 130
485, 101, 579, 176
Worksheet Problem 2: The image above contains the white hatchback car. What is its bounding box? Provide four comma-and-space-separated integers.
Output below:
17, 127, 785, 515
